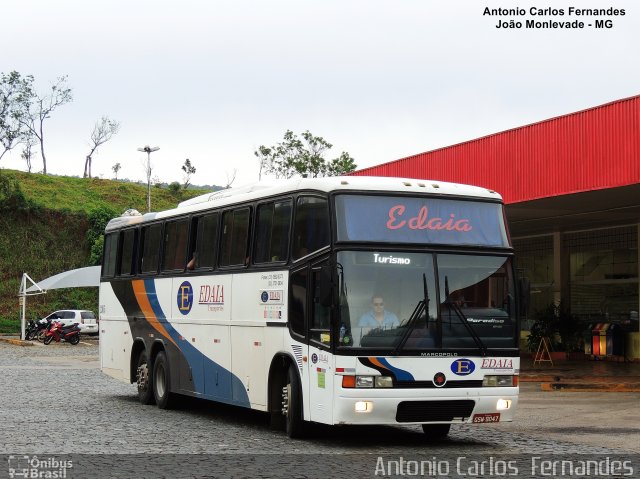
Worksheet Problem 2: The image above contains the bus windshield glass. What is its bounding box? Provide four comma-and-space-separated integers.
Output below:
337, 251, 517, 352
335, 194, 509, 247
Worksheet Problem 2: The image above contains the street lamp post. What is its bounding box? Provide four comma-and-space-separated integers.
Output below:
137, 145, 160, 212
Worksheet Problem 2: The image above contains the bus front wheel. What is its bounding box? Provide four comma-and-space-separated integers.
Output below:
284, 365, 306, 438
422, 424, 451, 439
153, 351, 176, 409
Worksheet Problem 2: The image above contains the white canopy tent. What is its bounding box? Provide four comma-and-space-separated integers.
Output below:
18, 266, 101, 340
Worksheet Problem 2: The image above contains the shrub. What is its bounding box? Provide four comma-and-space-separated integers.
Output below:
527, 302, 583, 352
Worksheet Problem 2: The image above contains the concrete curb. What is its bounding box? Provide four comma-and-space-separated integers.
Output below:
540, 382, 640, 392
524, 374, 640, 392
0, 337, 34, 347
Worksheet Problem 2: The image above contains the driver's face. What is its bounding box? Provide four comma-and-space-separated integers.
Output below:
372, 298, 384, 310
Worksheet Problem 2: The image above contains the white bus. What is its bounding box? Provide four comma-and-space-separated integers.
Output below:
99, 176, 522, 438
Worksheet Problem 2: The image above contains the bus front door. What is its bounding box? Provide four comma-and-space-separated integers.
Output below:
307, 264, 334, 424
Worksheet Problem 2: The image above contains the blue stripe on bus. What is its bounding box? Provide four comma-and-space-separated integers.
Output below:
143, 279, 250, 407
376, 357, 415, 381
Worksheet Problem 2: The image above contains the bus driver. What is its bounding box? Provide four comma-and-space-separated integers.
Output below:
358, 294, 400, 329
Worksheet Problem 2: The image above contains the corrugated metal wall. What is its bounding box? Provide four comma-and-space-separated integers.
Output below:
352, 95, 640, 204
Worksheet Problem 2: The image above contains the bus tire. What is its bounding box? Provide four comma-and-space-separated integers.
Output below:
285, 365, 306, 438
421, 424, 451, 439
136, 351, 155, 405
153, 351, 176, 409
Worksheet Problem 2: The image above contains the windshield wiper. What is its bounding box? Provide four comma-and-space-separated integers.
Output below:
394, 273, 429, 355
444, 276, 488, 357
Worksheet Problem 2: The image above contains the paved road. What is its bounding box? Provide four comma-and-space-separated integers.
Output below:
1, 341, 638, 478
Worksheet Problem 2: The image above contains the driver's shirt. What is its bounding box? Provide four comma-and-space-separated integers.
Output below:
358, 311, 400, 329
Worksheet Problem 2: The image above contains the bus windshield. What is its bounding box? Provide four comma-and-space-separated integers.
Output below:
336, 251, 517, 352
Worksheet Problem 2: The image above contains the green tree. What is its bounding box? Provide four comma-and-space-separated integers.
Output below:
87, 205, 118, 265
254, 130, 356, 179
181, 158, 196, 189
18, 75, 73, 174
0, 71, 33, 162
0, 175, 28, 210
168, 181, 181, 194
112, 162, 121, 179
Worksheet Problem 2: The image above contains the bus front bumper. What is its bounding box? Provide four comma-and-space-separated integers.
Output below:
333, 388, 518, 425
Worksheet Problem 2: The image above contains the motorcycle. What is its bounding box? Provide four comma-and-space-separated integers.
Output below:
24, 319, 38, 340
43, 321, 81, 345
25, 318, 50, 341
35, 318, 53, 342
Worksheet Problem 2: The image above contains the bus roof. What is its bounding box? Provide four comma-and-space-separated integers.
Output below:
105, 176, 502, 232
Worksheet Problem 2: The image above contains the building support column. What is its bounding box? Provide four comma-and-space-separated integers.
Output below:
553, 232, 563, 306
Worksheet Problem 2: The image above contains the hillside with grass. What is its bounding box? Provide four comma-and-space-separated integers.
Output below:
0, 169, 213, 333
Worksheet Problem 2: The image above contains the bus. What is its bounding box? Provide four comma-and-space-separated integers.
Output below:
99, 176, 522, 438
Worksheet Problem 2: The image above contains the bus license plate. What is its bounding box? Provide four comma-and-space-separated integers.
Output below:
472, 413, 501, 423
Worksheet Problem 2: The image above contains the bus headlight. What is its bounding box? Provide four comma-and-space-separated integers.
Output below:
483, 375, 515, 387
356, 376, 374, 388
497, 399, 512, 410
355, 401, 372, 412
375, 376, 393, 388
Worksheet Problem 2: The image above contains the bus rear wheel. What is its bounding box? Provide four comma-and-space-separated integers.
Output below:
136, 351, 155, 405
284, 365, 306, 438
153, 351, 176, 409
422, 424, 451, 439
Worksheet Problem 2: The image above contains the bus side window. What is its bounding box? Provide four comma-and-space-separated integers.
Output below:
289, 268, 307, 338
162, 219, 189, 271
140, 224, 162, 274
254, 200, 292, 264
118, 229, 137, 276
293, 196, 329, 261
102, 233, 118, 278
188, 213, 218, 270
220, 208, 251, 267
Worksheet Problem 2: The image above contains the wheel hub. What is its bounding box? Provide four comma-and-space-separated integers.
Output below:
281, 385, 290, 415
137, 363, 149, 392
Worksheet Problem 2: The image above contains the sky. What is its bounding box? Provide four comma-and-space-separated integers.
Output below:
2, 0, 638, 188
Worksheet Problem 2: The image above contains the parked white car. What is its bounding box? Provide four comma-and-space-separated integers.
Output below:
42, 310, 99, 335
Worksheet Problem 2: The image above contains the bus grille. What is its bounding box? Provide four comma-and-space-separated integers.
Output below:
395, 400, 475, 423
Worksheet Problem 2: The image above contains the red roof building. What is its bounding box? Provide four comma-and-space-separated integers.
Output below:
353, 96, 640, 348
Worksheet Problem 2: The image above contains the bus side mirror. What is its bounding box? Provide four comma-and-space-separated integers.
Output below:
518, 277, 531, 316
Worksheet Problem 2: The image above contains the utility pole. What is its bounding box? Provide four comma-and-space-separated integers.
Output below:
137, 145, 160, 212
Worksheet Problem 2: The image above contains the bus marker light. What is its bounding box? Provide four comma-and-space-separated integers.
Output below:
342, 375, 356, 388
355, 401, 372, 413
336, 368, 355, 374
497, 399, 512, 410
